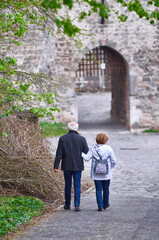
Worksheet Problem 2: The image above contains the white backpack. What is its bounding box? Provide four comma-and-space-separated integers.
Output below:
94, 151, 109, 174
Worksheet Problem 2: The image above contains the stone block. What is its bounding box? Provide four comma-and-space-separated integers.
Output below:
129, 75, 137, 96
85, 76, 99, 81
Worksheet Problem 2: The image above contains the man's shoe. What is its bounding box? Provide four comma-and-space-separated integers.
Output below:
98, 208, 103, 212
103, 204, 110, 209
75, 206, 81, 211
64, 205, 70, 210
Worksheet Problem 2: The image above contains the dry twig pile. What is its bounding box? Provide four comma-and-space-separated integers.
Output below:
0, 116, 64, 203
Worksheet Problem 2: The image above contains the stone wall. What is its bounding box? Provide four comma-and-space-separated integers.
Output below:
6, 1, 159, 129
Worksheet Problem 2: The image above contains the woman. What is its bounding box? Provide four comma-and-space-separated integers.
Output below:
82, 133, 116, 211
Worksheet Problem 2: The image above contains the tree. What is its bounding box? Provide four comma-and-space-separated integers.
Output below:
0, 1, 61, 120
0, 0, 159, 122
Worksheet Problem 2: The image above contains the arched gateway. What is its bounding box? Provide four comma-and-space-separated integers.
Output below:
75, 46, 129, 127
6, 8, 159, 130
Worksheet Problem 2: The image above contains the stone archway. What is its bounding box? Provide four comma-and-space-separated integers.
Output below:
75, 46, 129, 127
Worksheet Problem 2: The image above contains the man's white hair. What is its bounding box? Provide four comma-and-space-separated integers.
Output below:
68, 122, 79, 131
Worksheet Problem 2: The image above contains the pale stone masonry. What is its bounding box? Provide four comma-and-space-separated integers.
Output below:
5, 1, 159, 130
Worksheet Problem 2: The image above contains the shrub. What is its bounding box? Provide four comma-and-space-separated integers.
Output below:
0, 116, 64, 202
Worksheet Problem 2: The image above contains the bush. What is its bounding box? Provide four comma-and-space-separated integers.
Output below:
0, 116, 64, 202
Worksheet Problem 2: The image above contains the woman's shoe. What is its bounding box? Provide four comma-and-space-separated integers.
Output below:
75, 206, 81, 211
103, 204, 110, 209
98, 208, 103, 211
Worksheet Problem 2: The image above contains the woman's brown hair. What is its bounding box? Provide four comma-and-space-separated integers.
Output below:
96, 133, 108, 144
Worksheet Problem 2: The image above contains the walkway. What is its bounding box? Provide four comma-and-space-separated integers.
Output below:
12, 93, 159, 240
13, 130, 159, 240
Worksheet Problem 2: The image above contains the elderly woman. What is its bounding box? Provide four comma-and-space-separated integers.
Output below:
82, 133, 116, 211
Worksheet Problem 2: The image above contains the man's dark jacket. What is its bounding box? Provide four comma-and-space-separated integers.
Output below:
54, 130, 89, 171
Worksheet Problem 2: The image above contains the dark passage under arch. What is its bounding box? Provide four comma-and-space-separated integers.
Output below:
76, 46, 128, 125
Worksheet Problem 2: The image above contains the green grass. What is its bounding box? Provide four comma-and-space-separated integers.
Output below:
0, 196, 45, 237
40, 121, 68, 137
142, 128, 159, 133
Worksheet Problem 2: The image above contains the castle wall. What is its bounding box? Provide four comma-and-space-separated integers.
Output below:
6, 3, 159, 129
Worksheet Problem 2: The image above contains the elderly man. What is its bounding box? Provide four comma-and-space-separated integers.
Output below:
54, 122, 89, 211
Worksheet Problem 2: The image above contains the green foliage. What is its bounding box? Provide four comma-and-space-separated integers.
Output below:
63, 0, 74, 9
143, 128, 159, 133
63, 18, 80, 37
79, 11, 87, 20
0, 12, 27, 43
41, 0, 74, 10
0, 1, 61, 121
0, 0, 159, 42
41, 0, 62, 10
116, 0, 159, 23
0, 196, 45, 237
40, 0, 159, 34
0, 60, 60, 119
0, 132, 8, 136
118, 14, 128, 22
154, 0, 159, 7
55, 17, 80, 36
40, 121, 68, 137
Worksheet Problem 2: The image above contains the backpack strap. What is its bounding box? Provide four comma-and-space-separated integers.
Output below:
95, 150, 109, 162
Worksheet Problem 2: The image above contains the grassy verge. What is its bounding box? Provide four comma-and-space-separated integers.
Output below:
0, 196, 45, 238
142, 128, 159, 133
39, 121, 68, 137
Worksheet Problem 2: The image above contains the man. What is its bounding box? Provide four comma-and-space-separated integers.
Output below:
54, 122, 88, 211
